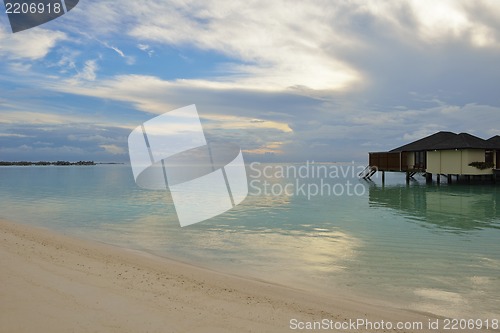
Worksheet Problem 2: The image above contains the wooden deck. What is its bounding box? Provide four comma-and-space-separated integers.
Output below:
368, 152, 425, 172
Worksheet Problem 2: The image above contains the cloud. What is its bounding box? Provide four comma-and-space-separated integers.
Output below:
201, 114, 292, 133
403, 125, 448, 141
67, 0, 362, 91
244, 141, 288, 155
129, 1, 361, 91
409, 0, 500, 47
73, 59, 99, 81
1, 0, 499, 162
109, 45, 124, 57
55, 48, 80, 74
18, 64, 500, 161
0, 121, 131, 162
48, 74, 176, 113
99, 40, 136, 64
137, 44, 154, 57
64, 0, 500, 93
349, 0, 500, 47
0, 111, 97, 125
100, 144, 126, 155
36, 73, 299, 146
0, 26, 66, 60
0, 133, 33, 138
68, 134, 125, 143
0, 144, 85, 155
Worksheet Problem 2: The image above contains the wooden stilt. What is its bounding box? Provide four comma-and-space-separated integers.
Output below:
426, 173, 432, 184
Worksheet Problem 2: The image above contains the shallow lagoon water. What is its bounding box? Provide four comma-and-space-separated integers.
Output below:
0, 164, 498, 318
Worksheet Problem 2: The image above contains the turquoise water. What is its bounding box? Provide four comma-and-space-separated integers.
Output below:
0, 164, 499, 319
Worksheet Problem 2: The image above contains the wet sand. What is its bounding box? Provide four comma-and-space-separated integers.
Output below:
0, 219, 447, 333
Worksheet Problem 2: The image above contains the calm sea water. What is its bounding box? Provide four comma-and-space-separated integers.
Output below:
0, 164, 499, 318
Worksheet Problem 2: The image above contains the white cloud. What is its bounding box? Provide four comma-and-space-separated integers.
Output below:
130, 1, 361, 91
66, 0, 500, 93
99, 40, 136, 64
55, 48, 80, 73
50, 74, 175, 113
0, 26, 66, 60
0, 133, 33, 138
138, 44, 154, 57
356, 0, 500, 48
73, 59, 99, 81
409, 0, 499, 47
70, 0, 362, 91
109, 45, 124, 57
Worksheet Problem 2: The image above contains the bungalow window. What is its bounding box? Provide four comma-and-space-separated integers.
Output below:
415, 151, 426, 169
485, 150, 494, 164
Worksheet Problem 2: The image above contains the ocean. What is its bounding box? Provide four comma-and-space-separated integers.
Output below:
0, 163, 499, 319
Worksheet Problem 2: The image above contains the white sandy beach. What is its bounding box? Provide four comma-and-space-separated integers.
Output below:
0, 219, 459, 333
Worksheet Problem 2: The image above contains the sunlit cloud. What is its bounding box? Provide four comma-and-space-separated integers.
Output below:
100, 144, 126, 155
71, 0, 363, 91
202, 114, 292, 133
244, 141, 288, 155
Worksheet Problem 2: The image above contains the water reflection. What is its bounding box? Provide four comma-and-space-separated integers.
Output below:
368, 184, 500, 231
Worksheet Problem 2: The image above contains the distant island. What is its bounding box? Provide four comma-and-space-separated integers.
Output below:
0, 161, 97, 166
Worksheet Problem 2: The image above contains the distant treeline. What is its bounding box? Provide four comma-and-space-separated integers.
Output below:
0, 161, 96, 166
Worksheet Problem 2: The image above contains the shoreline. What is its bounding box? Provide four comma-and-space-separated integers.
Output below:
0, 218, 476, 333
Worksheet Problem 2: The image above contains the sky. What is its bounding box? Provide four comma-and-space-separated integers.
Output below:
0, 0, 499, 163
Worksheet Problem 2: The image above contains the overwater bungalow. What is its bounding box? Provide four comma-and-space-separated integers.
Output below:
363, 131, 500, 184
